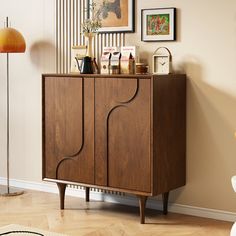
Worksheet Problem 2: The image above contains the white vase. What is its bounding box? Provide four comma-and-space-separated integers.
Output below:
84, 32, 96, 58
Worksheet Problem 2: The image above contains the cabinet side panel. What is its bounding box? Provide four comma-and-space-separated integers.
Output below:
153, 75, 186, 195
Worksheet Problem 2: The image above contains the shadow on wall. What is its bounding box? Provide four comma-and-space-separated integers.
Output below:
169, 57, 236, 211
29, 40, 55, 73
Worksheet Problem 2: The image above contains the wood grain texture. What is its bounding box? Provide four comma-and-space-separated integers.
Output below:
56, 183, 67, 209
95, 78, 151, 192
152, 74, 186, 195
42, 76, 95, 185
43, 73, 152, 79
138, 195, 147, 224
42, 74, 186, 223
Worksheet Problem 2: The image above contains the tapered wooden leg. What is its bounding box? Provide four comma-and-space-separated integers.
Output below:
162, 191, 169, 215
138, 195, 147, 224
85, 187, 90, 202
57, 183, 67, 210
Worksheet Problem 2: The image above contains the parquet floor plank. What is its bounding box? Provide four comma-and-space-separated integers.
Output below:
0, 189, 232, 235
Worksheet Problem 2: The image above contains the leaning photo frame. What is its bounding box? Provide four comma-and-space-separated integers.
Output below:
141, 8, 176, 42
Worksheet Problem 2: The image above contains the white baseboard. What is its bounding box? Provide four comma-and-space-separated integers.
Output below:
1, 177, 236, 222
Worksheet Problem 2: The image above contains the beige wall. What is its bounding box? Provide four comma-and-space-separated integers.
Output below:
126, 0, 236, 212
0, 1, 56, 181
1, 0, 236, 213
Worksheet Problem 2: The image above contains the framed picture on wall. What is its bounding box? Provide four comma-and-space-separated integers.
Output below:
141, 8, 176, 42
88, 0, 135, 33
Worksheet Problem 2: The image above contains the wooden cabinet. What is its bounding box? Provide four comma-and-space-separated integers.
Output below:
42, 74, 186, 223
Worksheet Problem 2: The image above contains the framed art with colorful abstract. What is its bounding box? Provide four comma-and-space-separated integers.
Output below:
141, 8, 176, 41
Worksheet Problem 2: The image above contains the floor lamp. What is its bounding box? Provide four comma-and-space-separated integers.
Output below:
0, 17, 26, 196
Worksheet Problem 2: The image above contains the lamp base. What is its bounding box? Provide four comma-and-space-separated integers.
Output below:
0, 185, 24, 196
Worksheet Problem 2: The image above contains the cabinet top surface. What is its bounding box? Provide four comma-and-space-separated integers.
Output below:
42, 73, 186, 79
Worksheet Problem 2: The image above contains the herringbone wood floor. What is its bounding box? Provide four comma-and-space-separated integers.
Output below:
0, 189, 232, 235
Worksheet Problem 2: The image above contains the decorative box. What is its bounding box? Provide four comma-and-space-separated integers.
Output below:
100, 52, 111, 74
121, 46, 139, 62
100, 47, 120, 74
120, 54, 135, 74
110, 52, 121, 73
120, 46, 139, 74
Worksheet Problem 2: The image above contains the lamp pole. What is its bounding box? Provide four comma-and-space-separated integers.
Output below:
6, 16, 10, 194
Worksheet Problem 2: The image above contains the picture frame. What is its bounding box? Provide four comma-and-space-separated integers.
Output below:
88, 0, 135, 33
141, 8, 176, 42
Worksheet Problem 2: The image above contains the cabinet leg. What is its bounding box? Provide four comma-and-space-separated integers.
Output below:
138, 195, 147, 224
85, 187, 90, 202
162, 191, 169, 215
57, 183, 67, 210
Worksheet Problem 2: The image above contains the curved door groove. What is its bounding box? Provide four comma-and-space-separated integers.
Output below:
44, 77, 94, 184
114, 79, 139, 104
56, 78, 85, 179
95, 78, 151, 192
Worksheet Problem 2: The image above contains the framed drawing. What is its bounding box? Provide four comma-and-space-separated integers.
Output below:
141, 8, 176, 42
88, 0, 135, 33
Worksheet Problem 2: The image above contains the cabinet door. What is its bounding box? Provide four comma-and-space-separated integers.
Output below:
95, 78, 151, 192
43, 77, 94, 184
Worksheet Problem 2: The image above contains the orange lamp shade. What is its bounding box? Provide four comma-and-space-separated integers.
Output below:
0, 27, 26, 53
